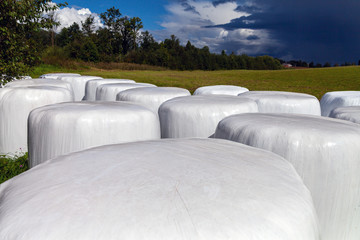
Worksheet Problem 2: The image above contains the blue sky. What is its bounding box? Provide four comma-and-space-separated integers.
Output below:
51, 0, 360, 64
52, 0, 168, 30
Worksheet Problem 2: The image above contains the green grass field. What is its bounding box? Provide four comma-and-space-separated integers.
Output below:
31, 64, 360, 99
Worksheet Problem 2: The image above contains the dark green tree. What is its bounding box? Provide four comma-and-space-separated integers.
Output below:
323, 62, 331, 68
79, 39, 99, 62
128, 17, 143, 51
100, 7, 122, 32
81, 16, 95, 37
119, 16, 143, 54
0, 0, 64, 84
95, 28, 114, 61
100, 7, 123, 56
140, 31, 157, 51
119, 16, 132, 55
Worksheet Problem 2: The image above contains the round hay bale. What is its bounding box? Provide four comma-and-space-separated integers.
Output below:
0, 138, 319, 240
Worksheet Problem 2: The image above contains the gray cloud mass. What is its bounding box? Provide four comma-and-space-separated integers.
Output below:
156, 0, 360, 63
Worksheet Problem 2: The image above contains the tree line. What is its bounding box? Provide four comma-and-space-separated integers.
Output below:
36, 7, 282, 71
279, 59, 360, 68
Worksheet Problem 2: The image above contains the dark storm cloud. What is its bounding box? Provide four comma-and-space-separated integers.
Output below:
207, 0, 360, 63
181, 2, 200, 14
234, 5, 261, 13
246, 35, 259, 40
212, 0, 235, 7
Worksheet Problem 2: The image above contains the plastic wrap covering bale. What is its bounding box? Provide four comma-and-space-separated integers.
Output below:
96, 83, 156, 101
4, 78, 73, 93
84, 79, 136, 101
193, 85, 249, 96
0, 138, 319, 240
0, 87, 74, 155
320, 91, 360, 117
1, 75, 32, 80
28, 102, 161, 167
214, 113, 360, 240
238, 91, 321, 115
159, 95, 258, 138
1, 76, 32, 87
39, 73, 81, 79
117, 87, 191, 113
59, 76, 103, 101
329, 106, 360, 124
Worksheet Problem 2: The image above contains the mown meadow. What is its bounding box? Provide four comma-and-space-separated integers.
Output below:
32, 64, 360, 99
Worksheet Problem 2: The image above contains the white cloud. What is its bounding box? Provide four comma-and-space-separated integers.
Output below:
47, 6, 103, 32
219, 30, 228, 38
190, 1, 248, 25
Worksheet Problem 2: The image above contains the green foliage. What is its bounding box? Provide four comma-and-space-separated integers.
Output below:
0, 152, 29, 184
79, 39, 99, 62
0, 0, 64, 84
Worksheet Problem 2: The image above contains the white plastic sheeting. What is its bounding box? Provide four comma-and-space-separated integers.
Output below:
329, 106, 360, 124
96, 83, 156, 101
83, 79, 136, 101
214, 113, 360, 240
117, 87, 191, 113
1, 76, 32, 88
159, 95, 258, 138
0, 87, 74, 155
0, 138, 319, 240
194, 85, 249, 96
4, 78, 73, 93
28, 102, 160, 167
59, 76, 103, 101
320, 91, 360, 116
39, 73, 81, 79
238, 91, 321, 115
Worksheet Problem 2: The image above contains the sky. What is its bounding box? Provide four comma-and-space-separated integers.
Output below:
50, 0, 360, 64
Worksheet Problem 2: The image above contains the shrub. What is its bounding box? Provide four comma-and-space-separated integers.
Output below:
0, 152, 29, 184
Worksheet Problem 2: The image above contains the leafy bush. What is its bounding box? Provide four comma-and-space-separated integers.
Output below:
0, 152, 29, 184
0, 0, 62, 83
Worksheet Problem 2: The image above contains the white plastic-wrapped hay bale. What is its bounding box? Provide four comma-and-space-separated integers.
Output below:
39, 73, 81, 79
0, 138, 319, 240
0, 87, 74, 155
4, 78, 73, 93
194, 85, 249, 96
1, 76, 32, 87
238, 91, 321, 115
214, 113, 360, 240
329, 106, 360, 124
83, 79, 136, 101
96, 83, 156, 101
159, 95, 258, 138
320, 91, 360, 116
117, 87, 191, 113
28, 102, 160, 167
59, 76, 103, 101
